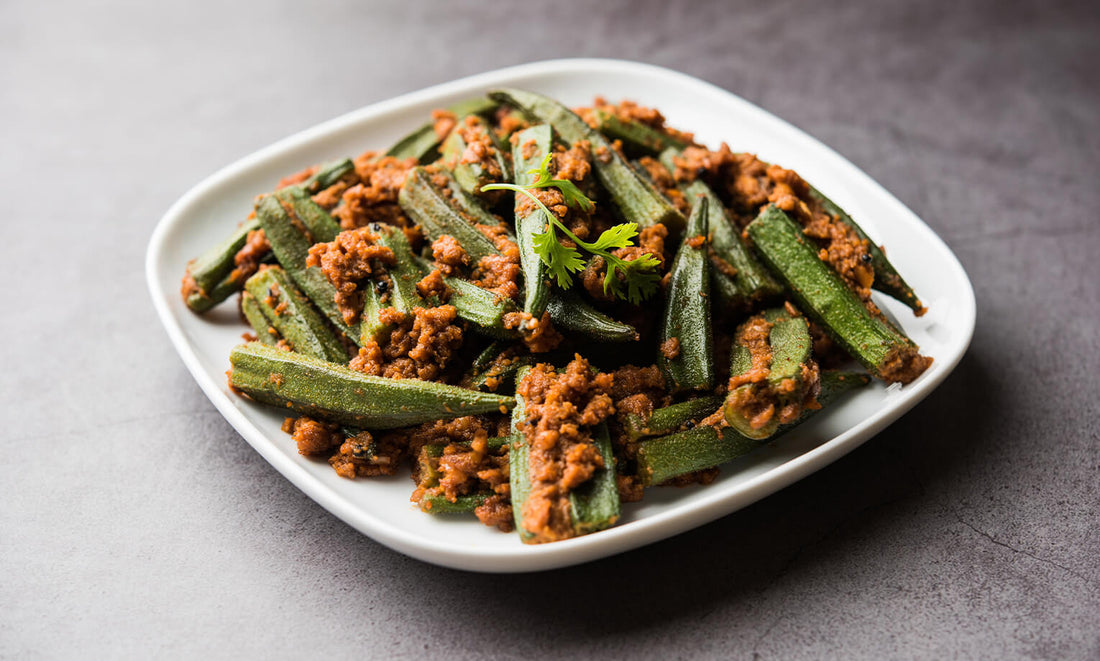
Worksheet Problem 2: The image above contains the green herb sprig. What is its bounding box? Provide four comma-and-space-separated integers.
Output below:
482, 154, 661, 303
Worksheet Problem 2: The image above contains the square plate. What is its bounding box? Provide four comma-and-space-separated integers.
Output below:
146, 58, 975, 572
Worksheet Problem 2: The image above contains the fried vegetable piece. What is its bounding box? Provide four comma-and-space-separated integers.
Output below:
489, 88, 686, 232
508, 363, 620, 544
636, 371, 870, 485
241, 291, 280, 346
659, 197, 715, 392
807, 185, 925, 315
228, 342, 514, 429
589, 110, 691, 157
181, 159, 353, 312
385, 97, 499, 163
441, 115, 512, 197
510, 124, 555, 317
746, 205, 932, 384
399, 167, 501, 263
546, 290, 638, 343
243, 266, 348, 363
255, 191, 358, 342
723, 307, 820, 440
659, 148, 781, 307
622, 395, 724, 444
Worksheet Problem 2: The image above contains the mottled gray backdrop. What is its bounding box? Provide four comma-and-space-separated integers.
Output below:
2, 0, 1098, 658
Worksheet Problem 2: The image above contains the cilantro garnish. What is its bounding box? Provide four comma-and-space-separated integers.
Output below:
482, 153, 661, 303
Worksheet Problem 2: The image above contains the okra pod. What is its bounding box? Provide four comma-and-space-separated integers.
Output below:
659, 197, 715, 392
447, 278, 519, 338
418, 494, 490, 514
659, 148, 781, 306
623, 395, 724, 443
359, 280, 392, 345
243, 267, 348, 363
746, 205, 931, 384
489, 88, 686, 232
399, 167, 501, 263
568, 422, 621, 535
465, 342, 532, 392
637, 370, 870, 485
182, 160, 354, 313
508, 367, 620, 542
591, 110, 691, 157
724, 307, 818, 440
240, 291, 280, 346
229, 342, 514, 429
277, 187, 341, 243
385, 96, 499, 163
372, 224, 422, 314
408, 255, 520, 338
255, 193, 357, 342
807, 185, 925, 314
546, 290, 638, 343
510, 124, 554, 317
508, 367, 536, 542
441, 118, 512, 197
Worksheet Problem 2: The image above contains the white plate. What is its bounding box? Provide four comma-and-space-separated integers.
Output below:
146, 59, 975, 573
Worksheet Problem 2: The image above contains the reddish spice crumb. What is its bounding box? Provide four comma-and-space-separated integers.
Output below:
431, 109, 457, 139
306, 227, 395, 325
330, 429, 406, 479
350, 306, 464, 381
503, 312, 563, 353
276, 165, 318, 190
282, 416, 342, 456
660, 337, 681, 360
517, 357, 617, 543
416, 269, 451, 302
332, 154, 416, 230
431, 235, 469, 275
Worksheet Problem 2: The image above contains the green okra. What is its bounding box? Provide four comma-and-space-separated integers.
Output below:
508, 367, 536, 542
229, 342, 514, 429
418, 494, 490, 514
359, 280, 392, 345
447, 278, 519, 338
399, 167, 502, 263
636, 370, 870, 485
301, 159, 355, 195
489, 88, 686, 232
568, 422, 621, 535
746, 205, 929, 384
408, 254, 520, 339
623, 395, 724, 443
508, 366, 621, 543
441, 117, 512, 197
546, 290, 638, 343
372, 224, 422, 315
807, 185, 924, 315
385, 96, 499, 163
510, 124, 555, 317
240, 291, 280, 346
183, 218, 260, 313
442, 171, 510, 232
255, 193, 357, 342
659, 148, 781, 306
243, 267, 348, 363
724, 307, 817, 441
591, 109, 691, 157
659, 197, 715, 392
182, 160, 354, 313
465, 342, 532, 392
277, 187, 341, 243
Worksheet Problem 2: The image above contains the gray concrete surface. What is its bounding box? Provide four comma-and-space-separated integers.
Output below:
2, 0, 1098, 658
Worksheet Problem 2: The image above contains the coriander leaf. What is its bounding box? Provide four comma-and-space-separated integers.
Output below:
586, 223, 638, 252
532, 227, 584, 288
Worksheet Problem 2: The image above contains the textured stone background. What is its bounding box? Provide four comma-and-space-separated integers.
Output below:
3, 0, 1098, 658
